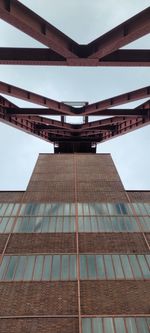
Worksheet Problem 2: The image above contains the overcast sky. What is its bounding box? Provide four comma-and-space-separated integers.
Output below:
0, 0, 150, 191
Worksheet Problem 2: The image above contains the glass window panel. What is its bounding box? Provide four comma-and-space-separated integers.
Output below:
104, 255, 115, 279
111, 217, 120, 232
20, 217, 29, 232
61, 255, 69, 280
83, 203, 89, 215
80, 255, 88, 279
95, 203, 108, 215
28, 217, 35, 232
70, 217, 76, 232
103, 318, 115, 332
108, 203, 118, 215
30, 203, 39, 215
12, 203, 20, 216
56, 217, 63, 232
92, 318, 103, 333
90, 216, 98, 232
140, 217, 150, 232
145, 255, 150, 268
126, 217, 139, 232
136, 318, 150, 333
138, 255, 150, 278
89, 203, 97, 215
0, 256, 10, 280
44, 204, 52, 215
126, 318, 138, 333
13, 217, 22, 232
59, 203, 65, 216
70, 203, 75, 215
51, 204, 60, 217
78, 216, 84, 232
63, 203, 70, 215
144, 203, 150, 215
98, 216, 112, 232
51, 255, 60, 280
114, 318, 126, 333
112, 255, 124, 279
49, 217, 57, 232
4, 203, 14, 216
82, 319, 92, 333
129, 255, 143, 279
23, 256, 35, 281
20, 203, 33, 216
33, 255, 44, 280
138, 203, 147, 215
69, 255, 77, 280
5, 217, 14, 233
121, 203, 132, 215
118, 217, 128, 232
120, 255, 133, 279
87, 255, 97, 279
4, 256, 18, 280
78, 203, 83, 215
0, 217, 9, 233
42, 255, 52, 280
14, 256, 27, 280
84, 217, 91, 232
0, 203, 7, 216
41, 216, 50, 232
96, 255, 106, 279
37, 204, 45, 216
34, 216, 43, 232
63, 217, 70, 232
132, 203, 141, 215
0, 217, 5, 233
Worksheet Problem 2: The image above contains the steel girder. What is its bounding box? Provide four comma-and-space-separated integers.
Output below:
0, 1, 149, 67
0, 48, 149, 67
0, 82, 150, 146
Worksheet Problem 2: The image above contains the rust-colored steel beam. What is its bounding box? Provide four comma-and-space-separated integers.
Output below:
0, 106, 51, 143
0, 48, 149, 67
83, 86, 150, 115
0, 81, 74, 115
5, 106, 149, 117
98, 49, 150, 67
100, 113, 150, 144
0, 0, 79, 58
87, 7, 150, 59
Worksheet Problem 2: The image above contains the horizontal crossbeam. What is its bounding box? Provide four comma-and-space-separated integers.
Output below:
4, 107, 149, 117
0, 48, 149, 67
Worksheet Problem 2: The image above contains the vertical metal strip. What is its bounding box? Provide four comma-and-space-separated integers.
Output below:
73, 153, 82, 333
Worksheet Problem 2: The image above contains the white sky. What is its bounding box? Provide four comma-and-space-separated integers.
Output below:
0, 0, 150, 190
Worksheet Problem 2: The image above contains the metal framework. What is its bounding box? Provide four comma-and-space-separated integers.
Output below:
0, 2, 149, 66
0, 1, 150, 152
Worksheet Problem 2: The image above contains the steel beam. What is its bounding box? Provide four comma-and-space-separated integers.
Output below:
0, 81, 73, 115
100, 114, 150, 144
0, 0, 79, 58
0, 48, 149, 67
5, 107, 149, 117
83, 86, 150, 115
87, 7, 150, 59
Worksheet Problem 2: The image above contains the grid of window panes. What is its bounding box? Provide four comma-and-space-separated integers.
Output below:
0, 254, 150, 281
82, 317, 150, 333
0, 202, 150, 233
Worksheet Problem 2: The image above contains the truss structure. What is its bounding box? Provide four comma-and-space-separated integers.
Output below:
0, 2, 149, 66
0, 1, 150, 152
